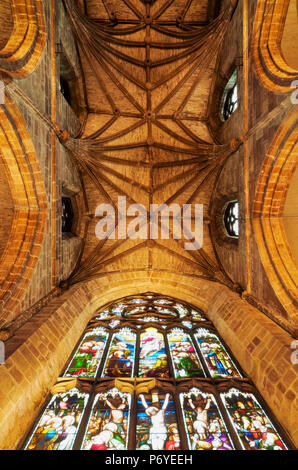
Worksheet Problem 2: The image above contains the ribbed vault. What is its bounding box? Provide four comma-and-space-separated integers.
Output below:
57, 0, 241, 291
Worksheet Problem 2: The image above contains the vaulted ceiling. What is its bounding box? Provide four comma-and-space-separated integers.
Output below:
62, 0, 239, 289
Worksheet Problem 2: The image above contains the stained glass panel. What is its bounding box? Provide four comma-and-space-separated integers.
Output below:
81, 388, 131, 450
64, 327, 108, 378
112, 304, 127, 315
191, 309, 206, 321
131, 298, 146, 304
168, 328, 204, 378
153, 299, 172, 305
94, 310, 111, 320
139, 316, 159, 323
136, 392, 181, 450
138, 328, 169, 378
25, 389, 89, 450
195, 328, 242, 378
180, 388, 234, 450
174, 304, 188, 317
221, 389, 288, 450
102, 328, 136, 378
125, 306, 146, 315
21, 293, 291, 451
155, 306, 176, 315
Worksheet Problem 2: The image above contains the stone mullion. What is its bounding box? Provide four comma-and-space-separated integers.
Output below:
134, 327, 141, 378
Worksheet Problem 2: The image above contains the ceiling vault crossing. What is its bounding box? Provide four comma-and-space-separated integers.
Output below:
56, 0, 242, 291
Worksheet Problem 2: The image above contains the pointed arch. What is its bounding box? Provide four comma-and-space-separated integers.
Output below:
252, 0, 298, 92
0, 93, 47, 324
0, 0, 46, 78
253, 108, 298, 321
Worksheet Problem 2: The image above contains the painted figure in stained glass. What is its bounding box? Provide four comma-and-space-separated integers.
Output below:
103, 328, 136, 377
25, 389, 88, 450
181, 389, 233, 450
137, 392, 181, 450
195, 329, 241, 378
138, 328, 169, 378
221, 389, 287, 450
168, 328, 204, 378
82, 389, 130, 450
64, 328, 108, 378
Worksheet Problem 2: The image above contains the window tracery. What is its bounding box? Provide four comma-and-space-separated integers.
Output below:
223, 200, 239, 238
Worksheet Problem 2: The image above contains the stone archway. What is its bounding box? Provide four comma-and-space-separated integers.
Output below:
253, 108, 298, 323
252, 0, 298, 92
1, 270, 297, 448
0, 93, 47, 325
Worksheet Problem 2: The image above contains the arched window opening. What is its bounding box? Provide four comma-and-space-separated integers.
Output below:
221, 69, 238, 121
223, 200, 239, 238
21, 293, 291, 450
58, 44, 77, 110
62, 197, 74, 234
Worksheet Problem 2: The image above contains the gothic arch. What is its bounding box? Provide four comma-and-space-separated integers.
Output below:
253, 108, 298, 322
0, 271, 297, 448
0, 93, 47, 325
0, 0, 46, 78
252, 0, 298, 92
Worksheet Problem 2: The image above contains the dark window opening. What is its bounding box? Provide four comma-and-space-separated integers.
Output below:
62, 197, 74, 233
223, 200, 239, 238
58, 45, 77, 109
60, 76, 72, 107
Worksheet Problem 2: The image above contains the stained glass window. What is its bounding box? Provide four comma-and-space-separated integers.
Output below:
102, 328, 136, 378
64, 327, 108, 378
21, 293, 291, 450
